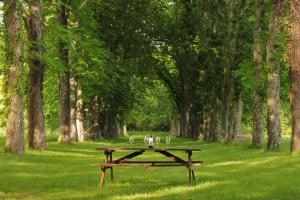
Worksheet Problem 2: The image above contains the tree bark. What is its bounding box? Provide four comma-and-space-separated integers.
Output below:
98, 112, 105, 138
209, 99, 221, 142
231, 97, 243, 140
202, 113, 211, 141
70, 78, 78, 141
58, 0, 71, 143
267, 0, 284, 150
4, 0, 25, 154
118, 122, 128, 137
24, 0, 46, 150
104, 111, 118, 138
170, 117, 179, 136
189, 110, 201, 139
92, 96, 100, 139
289, 0, 300, 151
76, 88, 85, 142
252, 0, 265, 148
179, 106, 189, 138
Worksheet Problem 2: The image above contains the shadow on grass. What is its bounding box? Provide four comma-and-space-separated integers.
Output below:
0, 135, 300, 200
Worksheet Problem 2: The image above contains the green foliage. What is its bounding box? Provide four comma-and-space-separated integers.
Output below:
0, 5, 7, 127
0, 0, 293, 137
127, 80, 174, 131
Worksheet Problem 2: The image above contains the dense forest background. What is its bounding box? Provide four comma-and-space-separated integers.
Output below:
1, 0, 300, 154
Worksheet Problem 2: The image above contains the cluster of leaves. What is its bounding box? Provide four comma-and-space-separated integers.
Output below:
0, 0, 291, 134
40, 0, 174, 131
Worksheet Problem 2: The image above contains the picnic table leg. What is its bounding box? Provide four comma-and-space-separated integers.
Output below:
188, 151, 192, 185
192, 170, 195, 180
99, 167, 106, 188
109, 152, 114, 182
188, 168, 192, 185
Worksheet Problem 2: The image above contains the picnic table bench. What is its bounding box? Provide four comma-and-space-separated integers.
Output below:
94, 147, 203, 187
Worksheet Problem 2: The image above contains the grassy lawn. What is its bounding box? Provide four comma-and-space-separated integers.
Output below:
0, 132, 300, 200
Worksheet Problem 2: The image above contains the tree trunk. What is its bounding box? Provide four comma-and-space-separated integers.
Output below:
222, 73, 230, 141
24, 0, 46, 150
92, 96, 100, 139
98, 112, 105, 138
70, 78, 78, 141
58, 0, 71, 143
221, 0, 231, 142
252, 0, 265, 148
289, 0, 300, 151
267, 0, 284, 150
170, 117, 179, 135
76, 89, 85, 142
179, 106, 189, 138
202, 114, 211, 141
231, 97, 243, 140
119, 123, 127, 137
189, 109, 201, 139
4, 0, 25, 154
104, 111, 118, 138
209, 99, 221, 142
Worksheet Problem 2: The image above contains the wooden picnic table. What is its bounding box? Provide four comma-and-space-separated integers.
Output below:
94, 147, 203, 187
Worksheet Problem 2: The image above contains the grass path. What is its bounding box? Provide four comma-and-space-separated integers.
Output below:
0, 133, 300, 200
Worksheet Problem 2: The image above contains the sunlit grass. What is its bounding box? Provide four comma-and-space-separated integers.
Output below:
0, 132, 299, 200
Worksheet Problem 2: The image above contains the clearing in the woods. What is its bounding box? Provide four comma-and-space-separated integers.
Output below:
0, 132, 299, 200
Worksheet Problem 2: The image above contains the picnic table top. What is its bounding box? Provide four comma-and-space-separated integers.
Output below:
96, 147, 202, 152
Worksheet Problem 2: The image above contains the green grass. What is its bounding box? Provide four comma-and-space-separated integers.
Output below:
0, 132, 300, 200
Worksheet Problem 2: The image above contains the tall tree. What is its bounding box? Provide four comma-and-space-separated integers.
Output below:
289, 0, 300, 152
157, 0, 213, 139
4, 0, 25, 154
266, 0, 285, 150
23, 0, 46, 150
221, 0, 234, 142
58, 0, 71, 143
252, 0, 265, 148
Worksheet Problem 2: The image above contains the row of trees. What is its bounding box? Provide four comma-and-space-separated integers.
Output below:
1, 0, 300, 154
2, 0, 167, 153
159, 0, 288, 151
4, 0, 46, 153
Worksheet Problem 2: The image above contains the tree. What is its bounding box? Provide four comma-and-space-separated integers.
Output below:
222, 0, 248, 142
157, 0, 212, 139
91, 0, 162, 138
266, 0, 285, 150
23, 0, 46, 150
289, 0, 300, 152
4, 0, 25, 154
221, 0, 234, 142
58, 0, 71, 143
252, 0, 265, 148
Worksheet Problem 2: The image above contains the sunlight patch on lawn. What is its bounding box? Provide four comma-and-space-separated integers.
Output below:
110, 181, 221, 200
39, 150, 94, 158
206, 160, 245, 167
12, 173, 49, 178
247, 157, 279, 166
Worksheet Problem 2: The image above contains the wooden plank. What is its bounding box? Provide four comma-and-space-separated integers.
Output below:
99, 163, 202, 167
109, 152, 113, 182
92, 163, 202, 167
121, 161, 203, 164
113, 150, 145, 164
155, 150, 188, 165
188, 151, 192, 185
192, 170, 195, 180
99, 167, 106, 188
96, 147, 202, 151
